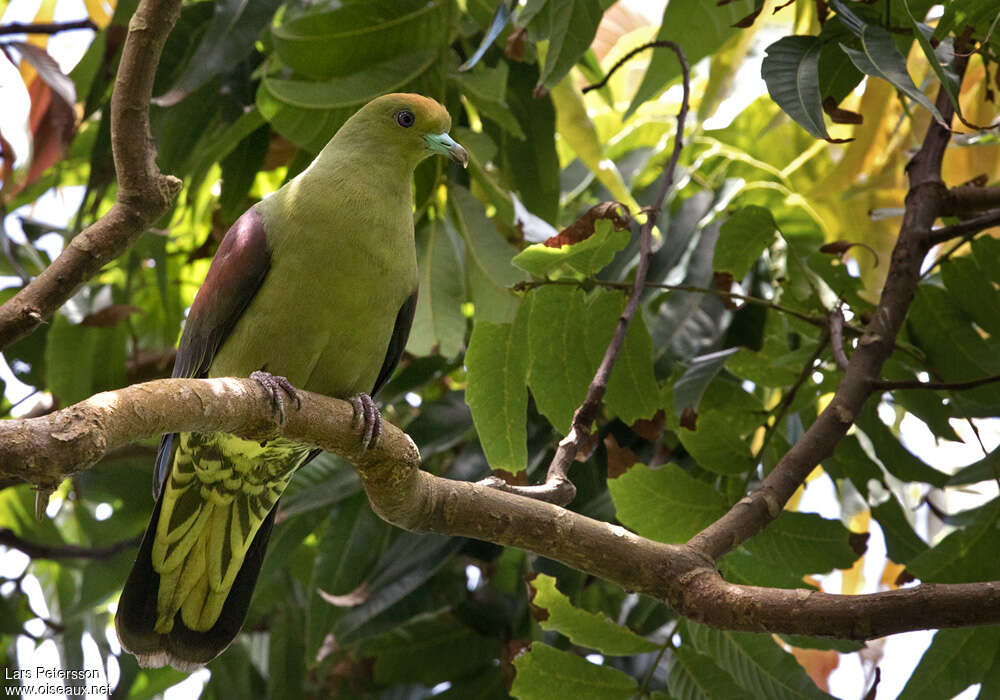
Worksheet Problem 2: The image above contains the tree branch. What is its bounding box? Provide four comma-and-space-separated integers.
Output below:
873, 374, 1000, 391
489, 43, 691, 506
0, 0, 183, 351
0, 528, 139, 560
687, 56, 968, 561
0, 20, 97, 36
2, 377, 1000, 640
943, 184, 1000, 215
923, 207, 1000, 247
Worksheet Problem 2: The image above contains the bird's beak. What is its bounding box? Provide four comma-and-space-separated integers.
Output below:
424, 133, 469, 168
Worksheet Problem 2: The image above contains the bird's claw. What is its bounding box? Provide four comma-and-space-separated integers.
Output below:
251, 370, 301, 425
348, 393, 381, 450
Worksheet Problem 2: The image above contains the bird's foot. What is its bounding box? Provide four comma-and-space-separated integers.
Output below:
348, 393, 381, 450
251, 370, 301, 425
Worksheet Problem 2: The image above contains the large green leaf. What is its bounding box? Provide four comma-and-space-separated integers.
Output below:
358, 613, 500, 686
855, 401, 950, 486
906, 502, 1000, 583
714, 206, 778, 280
530, 0, 613, 90
271, 0, 451, 80
511, 642, 637, 700
512, 220, 630, 277
667, 638, 755, 700
672, 348, 740, 419
686, 623, 832, 699
306, 493, 393, 660
609, 463, 727, 543
159, 0, 283, 104
257, 51, 438, 152
761, 36, 831, 141
465, 311, 530, 472
626, 0, 756, 116
408, 216, 467, 358
45, 312, 127, 407
735, 511, 860, 578
449, 185, 526, 324
871, 495, 928, 564
898, 627, 1000, 700
677, 411, 754, 475
529, 574, 659, 655
525, 285, 592, 434
583, 289, 660, 425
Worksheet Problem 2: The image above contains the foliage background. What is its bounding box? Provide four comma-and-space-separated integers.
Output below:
0, 0, 999, 697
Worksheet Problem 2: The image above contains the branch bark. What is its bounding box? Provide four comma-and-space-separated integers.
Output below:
0, 528, 139, 560
2, 377, 1000, 640
687, 58, 967, 561
0, 0, 183, 350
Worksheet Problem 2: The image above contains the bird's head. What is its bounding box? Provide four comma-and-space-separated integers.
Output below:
346, 93, 469, 170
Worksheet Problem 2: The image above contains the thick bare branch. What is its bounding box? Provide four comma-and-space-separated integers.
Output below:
0, 0, 183, 350
3, 377, 1000, 640
687, 57, 968, 561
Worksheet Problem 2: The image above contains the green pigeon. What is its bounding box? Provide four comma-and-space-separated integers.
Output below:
116, 93, 468, 670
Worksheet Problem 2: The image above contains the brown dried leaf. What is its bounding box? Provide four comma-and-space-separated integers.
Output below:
603, 433, 637, 479
544, 201, 630, 248
680, 406, 698, 431
505, 26, 526, 62
822, 97, 863, 125
524, 574, 550, 622
848, 531, 869, 557
491, 468, 530, 486
631, 410, 665, 442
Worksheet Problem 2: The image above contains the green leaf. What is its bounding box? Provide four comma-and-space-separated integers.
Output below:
737, 511, 860, 578
271, 0, 450, 80
667, 641, 755, 700
821, 434, 883, 495
525, 285, 592, 434
160, 0, 283, 103
268, 604, 305, 700
449, 185, 526, 324
871, 494, 928, 564
940, 255, 1000, 337
333, 534, 465, 644
714, 206, 778, 279
529, 574, 659, 655
306, 493, 393, 659
455, 61, 525, 138
583, 289, 660, 425
358, 613, 500, 685
513, 220, 630, 277
678, 411, 754, 475
855, 401, 950, 486
511, 642, 637, 700
837, 25, 947, 126
898, 627, 1000, 700
609, 463, 727, 543
408, 217, 467, 358
534, 0, 612, 90
945, 447, 1000, 486
45, 312, 127, 406
686, 623, 832, 699
626, 0, 756, 117
761, 36, 832, 141
465, 312, 529, 472
903, 5, 965, 122
257, 51, 437, 152
673, 348, 741, 419
503, 62, 560, 224
906, 502, 1000, 583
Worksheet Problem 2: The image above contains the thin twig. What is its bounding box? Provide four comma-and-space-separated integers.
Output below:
873, 374, 1000, 391
0, 19, 97, 36
486, 43, 691, 506
828, 306, 850, 371
0, 528, 140, 560
924, 207, 1000, 247
582, 40, 680, 95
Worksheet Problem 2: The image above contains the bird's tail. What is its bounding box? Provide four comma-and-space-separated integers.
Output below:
116, 432, 303, 670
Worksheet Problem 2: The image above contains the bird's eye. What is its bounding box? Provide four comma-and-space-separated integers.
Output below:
396, 110, 415, 128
